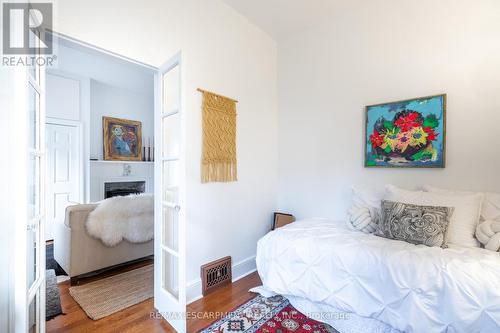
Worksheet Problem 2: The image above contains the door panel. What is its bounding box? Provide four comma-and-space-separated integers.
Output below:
162, 65, 180, 112
25, 22, 46, 332
27, 86, 42, 298
28, 84, 40, 150
162, 250, 179, 299
27, 220, 38, 289
162, 206, 179, 252
162, 160, 180, 202
162, 113, 181, 158
28, 290, 39, 333
45, 123, 81, 240
155, 54, 185, 333
28, 155, 41, 218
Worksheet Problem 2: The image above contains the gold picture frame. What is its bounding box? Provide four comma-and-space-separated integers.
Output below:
272, 212, 295, 230
103, 116, 142, 161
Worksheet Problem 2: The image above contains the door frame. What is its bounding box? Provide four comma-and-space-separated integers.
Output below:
11, 17, 48, 332
4, 10, 46, 332
5, 53, 37, 333
46, 68, 91, 202
42, 31, 186, 332
49, 31, 157, 71
27, 58, 47, 333
7, 28, 189, 332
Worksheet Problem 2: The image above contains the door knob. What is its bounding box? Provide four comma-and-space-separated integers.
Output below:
27, 223, 37, 231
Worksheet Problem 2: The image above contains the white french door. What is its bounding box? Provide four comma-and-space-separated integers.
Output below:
154, 53, 186, 333
26, 30, 46, 333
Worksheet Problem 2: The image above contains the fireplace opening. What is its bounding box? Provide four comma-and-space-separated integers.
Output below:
104, 181, 146, 199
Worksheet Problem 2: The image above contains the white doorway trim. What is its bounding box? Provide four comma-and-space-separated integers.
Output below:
46, 30, 186, 332
46, 68, 91, 202
48, 30, 157, 71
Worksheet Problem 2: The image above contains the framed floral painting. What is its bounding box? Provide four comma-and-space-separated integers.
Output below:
103, 116, 142, 161
365, 94, 446, 168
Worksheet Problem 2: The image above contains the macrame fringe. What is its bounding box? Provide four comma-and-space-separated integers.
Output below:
201, 91, 238, 183
201, 162, 237, 183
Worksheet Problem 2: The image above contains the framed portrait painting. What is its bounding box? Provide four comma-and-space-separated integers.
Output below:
365, 94, 446, 168
103, 116, 142, 161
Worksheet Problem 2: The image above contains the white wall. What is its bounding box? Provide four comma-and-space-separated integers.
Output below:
88, 79, 155, 202
277, 0, 500, 220
48, 42, 155, 202
52, 0, 279, 300
90, 80, 154, 160
50, 43, 154, 160
52, 43, 154, 97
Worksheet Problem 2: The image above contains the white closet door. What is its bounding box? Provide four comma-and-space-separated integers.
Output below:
45, 123, 81, 240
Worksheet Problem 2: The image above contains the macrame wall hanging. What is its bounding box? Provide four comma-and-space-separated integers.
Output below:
198, 88, 238, 183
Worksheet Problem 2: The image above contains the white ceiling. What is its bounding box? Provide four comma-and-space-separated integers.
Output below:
221, 0, 338, 40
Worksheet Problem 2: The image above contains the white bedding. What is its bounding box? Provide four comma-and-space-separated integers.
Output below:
256, 219, 500, 333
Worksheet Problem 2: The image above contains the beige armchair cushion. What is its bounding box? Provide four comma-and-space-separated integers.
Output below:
54, 203, 153, 278
64, 204, 97, 228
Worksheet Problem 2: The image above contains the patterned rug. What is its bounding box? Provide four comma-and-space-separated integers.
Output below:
46, 269, 63, 320
199, 295, 338, 333
46, 243, 67, 276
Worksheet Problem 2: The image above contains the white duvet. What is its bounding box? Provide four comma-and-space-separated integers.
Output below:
256, 219, 500, 333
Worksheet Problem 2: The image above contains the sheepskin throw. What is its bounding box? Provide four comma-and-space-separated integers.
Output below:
476, 220, 500, 252
86, 194, 154, 247
201, 90, 237, 183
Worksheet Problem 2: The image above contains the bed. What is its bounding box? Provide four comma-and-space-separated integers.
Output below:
255, 218, 500, 333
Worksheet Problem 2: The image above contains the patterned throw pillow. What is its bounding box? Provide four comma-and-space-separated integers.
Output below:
376, 200, 454, 248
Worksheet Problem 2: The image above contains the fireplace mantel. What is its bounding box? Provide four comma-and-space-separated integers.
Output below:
90, 161, 153, 202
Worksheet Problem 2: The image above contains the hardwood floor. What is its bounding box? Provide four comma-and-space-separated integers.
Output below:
187, 272, 262, 333
47, 261, 261, 333
46, 259, 175, 333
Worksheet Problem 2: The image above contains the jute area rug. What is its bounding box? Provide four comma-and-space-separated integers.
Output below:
69, 264, 153, 320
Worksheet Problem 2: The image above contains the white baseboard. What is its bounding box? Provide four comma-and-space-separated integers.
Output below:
186, 279, 203, 304
187, 255, 257, 304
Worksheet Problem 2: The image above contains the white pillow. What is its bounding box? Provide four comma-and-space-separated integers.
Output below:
385, 185, 483, 248
423, 185, 500, 222
350, 186, 385, 210
346, 187, 385, 233
482, 193, 500, 221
